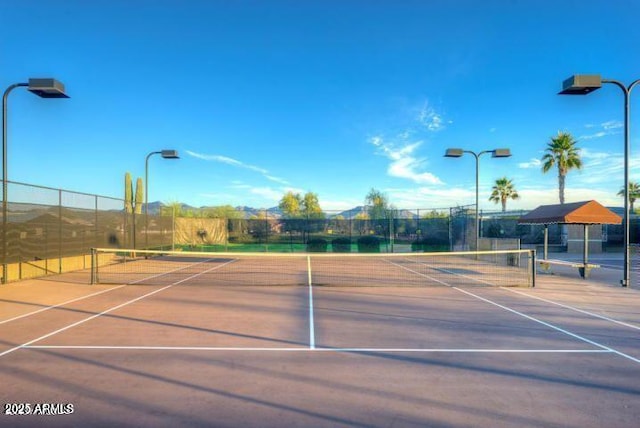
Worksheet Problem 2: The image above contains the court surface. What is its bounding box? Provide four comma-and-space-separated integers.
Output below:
1, 260, 639, 427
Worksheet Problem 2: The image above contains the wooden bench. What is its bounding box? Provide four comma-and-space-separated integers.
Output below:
538, 259, 600, 279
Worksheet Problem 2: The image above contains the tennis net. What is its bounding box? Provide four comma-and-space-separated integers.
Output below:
90, 248, 535, 288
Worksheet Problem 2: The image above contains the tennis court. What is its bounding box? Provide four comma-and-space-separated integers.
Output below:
1, 249, 639, 427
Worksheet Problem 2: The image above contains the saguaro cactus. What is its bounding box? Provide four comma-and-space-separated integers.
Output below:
124, 172, 133, 213
134, 177, 144, 214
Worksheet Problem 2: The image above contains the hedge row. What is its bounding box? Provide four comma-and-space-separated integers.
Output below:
305, 237, 450, 253
305, 237, 381, 253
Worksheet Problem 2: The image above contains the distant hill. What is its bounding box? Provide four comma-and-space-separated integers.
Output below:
234, 206, 283, 218
331, 206, 367, 219
10, 199, 434, 221
146, 201, 195, 215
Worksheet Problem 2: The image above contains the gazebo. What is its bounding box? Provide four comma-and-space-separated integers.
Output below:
518, 200, 622, 278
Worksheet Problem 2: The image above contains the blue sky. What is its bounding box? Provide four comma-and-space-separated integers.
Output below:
2, 0, 639, 212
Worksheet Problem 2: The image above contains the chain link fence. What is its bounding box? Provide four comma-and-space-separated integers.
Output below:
5, 180, 633, 283
0, 181, 176, 282
183, 206, 476, 253
0, 183, 477, 282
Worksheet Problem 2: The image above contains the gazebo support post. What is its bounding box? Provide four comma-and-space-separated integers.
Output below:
580, 224, 590, 279
543, 225, 549, 260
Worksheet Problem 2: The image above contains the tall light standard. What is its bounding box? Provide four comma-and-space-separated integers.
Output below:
559, 74, 639, 288
445, 148, 512, 251
145, 150, 179, 249
2, 78, 69, 284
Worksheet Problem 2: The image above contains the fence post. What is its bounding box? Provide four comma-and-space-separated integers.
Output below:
94, 195, 98, 254
265, 211, 269, 252
45, 223, 49, 274
58, 189, 63, 273
172, 205, 176, 251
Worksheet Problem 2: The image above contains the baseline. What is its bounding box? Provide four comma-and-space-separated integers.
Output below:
23, 345, 611, 354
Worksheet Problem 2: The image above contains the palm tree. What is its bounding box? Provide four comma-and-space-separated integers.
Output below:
489, 177, 520, 212
541, 131, 582, 204
617, 181, 640, 213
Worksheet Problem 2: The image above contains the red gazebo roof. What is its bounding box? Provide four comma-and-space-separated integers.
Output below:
518, 200, 622, 225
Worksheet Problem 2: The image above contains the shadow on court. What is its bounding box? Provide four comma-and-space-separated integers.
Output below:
1, 268, 639, 427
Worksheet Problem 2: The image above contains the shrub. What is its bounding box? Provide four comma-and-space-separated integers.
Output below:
331, 237, 351, 253
306, 238, 328, 252
357, 236, 380, 253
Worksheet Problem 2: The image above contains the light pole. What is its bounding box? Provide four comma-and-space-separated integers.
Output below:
445, 148, 512, 251
145, 150, 179, 249
2, 78, 69, 284
559, 74, 639, 288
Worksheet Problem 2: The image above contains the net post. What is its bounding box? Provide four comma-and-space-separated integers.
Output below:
531, 249, 536, 288
90, 248, 96, 285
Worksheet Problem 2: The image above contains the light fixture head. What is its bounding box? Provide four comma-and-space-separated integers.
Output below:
27, 78, 69, 98
161, 150, 179, 159
444, 148, 463, 158
492, 148, 512, 158
558, 74, 602, 95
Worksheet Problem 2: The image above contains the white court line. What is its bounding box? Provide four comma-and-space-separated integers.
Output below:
24, 345, 612, 354
384, 259, 452, 286
391, 260, 640, 365
386, 257, 497, 287
453, 286, 640, 365
501, 287, 640, 331
0, 259, 235, 359
307, 255, 315, 349
422, 262, 497, 287
127, 255, 234, 285
1, 255, 234, 325
0, 285, 127, 325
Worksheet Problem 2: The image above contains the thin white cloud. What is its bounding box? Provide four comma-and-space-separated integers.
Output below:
602, 120, 623, 130
186, 151, 268, 174
370, 135, 443, 185
516, 187, 621, 208
187, 150, 289, 185
518, 158, 541, 169
580, 131, 607, 140
579, 120, 623, 140
575, 150, 640, 187
248, 185, 305, 201
417, 102, 450, 132
580, 148, 611, 160
387, 187, 474, 209
248, 187, 282, 201
229, 183, 252, 189
264, 175, 289, 185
